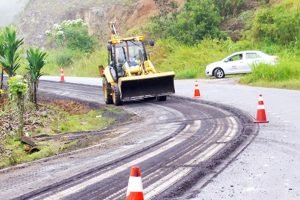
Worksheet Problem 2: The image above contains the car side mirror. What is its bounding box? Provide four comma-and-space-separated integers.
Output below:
148, 39, 155, 47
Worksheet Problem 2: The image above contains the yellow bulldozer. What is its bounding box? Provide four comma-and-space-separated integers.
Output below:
99, 23, 175, 105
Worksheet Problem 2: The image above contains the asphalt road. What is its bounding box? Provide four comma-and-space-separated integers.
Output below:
175, 79, 300, 200
0, 79, 257, 199
41, 76, 300, 199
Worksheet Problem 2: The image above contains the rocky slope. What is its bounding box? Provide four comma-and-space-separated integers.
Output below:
15, 0, 184, 46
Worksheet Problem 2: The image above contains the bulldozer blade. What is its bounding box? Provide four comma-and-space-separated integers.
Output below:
119, 72, 175, 99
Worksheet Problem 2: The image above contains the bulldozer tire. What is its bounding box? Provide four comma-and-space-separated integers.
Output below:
112, 85, 122, 106
103, 78, 113, 104
156, 96, 167, 101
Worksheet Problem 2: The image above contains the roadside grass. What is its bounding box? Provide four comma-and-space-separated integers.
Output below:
240, 57, 300, 89
55, 110, 115, 133
0, 136, 66, 169
151, 38, 233, 79
0, 102, 118, 169
41, 48, 107, 77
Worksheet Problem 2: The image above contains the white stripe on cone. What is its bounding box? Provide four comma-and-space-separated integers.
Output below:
257, 105, 265, 110
126, 177, 143, 196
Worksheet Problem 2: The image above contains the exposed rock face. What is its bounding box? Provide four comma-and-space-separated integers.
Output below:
15, 0, 162, 46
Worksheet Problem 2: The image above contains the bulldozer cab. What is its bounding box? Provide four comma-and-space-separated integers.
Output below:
108, 39, 147, 80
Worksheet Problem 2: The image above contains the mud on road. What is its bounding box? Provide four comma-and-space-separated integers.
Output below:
0, 81, 259, 199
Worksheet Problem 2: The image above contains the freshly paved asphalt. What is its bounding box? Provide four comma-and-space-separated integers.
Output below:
41, 76, 300, 199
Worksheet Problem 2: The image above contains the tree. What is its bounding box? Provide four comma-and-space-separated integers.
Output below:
150, 0, 225, 45
252, 0, 300, 45
26, 48, 47, 108
170, 0, 224, 45
8, 76, 28, 138
150, 0, 178, 38
46, 19, 97, 53
0, 27, 24, 77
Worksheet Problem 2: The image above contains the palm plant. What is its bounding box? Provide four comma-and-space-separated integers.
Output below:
26, 48, 47, 107
0, 27, 24, 78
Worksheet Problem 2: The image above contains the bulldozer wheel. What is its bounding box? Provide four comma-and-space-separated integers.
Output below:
112, 85, 122, 106
103, 78, 113, 104
156, 96, 167, 101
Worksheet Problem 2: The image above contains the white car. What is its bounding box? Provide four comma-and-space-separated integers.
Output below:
205, 51, 277, 78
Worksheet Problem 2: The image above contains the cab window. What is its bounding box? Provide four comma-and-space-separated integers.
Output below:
246, 53, 260, 59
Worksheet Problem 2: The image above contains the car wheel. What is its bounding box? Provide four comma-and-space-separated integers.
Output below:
214, 68, 225, 79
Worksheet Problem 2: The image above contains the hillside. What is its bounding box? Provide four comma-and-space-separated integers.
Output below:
15, 0, 184, 45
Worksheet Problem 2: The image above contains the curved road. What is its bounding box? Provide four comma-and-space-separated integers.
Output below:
0, 81, 257, 199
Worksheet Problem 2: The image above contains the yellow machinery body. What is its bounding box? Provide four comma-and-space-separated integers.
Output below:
101, 25, 175, 105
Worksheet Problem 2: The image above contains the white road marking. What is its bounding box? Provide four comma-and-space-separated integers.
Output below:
44, 121, 201, 199
144, 117, 238, 199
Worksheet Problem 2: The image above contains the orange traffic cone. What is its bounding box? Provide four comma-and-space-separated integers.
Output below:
60, 68, 65, 82
194, 80, 201, 97
126, 166, 144, 200
255, 94, 269, 123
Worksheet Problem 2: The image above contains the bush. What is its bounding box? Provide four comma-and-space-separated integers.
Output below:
46, 19, 98, 53
150, 0, 225, 45
252, 0, 300, 45
55, 50, 74, 66
213, 0, 246, 18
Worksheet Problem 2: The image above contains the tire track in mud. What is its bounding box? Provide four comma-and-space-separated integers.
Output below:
1, 81, 258, 200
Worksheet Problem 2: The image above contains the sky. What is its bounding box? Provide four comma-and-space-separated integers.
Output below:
0, 0, 29, 26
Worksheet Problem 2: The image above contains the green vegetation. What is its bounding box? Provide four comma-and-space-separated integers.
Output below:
22, 0, 300, 90
151, 38, 232, 79
47, 19, 97, 53
150, 0, 225, 45
8, 76, 28, 138
26, 48, 47, 106
0, 102, 118, 169
147, 0, 300, 88
57, 110, 114, 132
29, 103, 118, 136
0, 23, 118, 169
0, 136, 64, 168
42, 48, 106, 76
240, 58, 300, 89
0, 26, 24, 77
213, 0, 246, 18
46, 19, 98, 67
251, 0, 300, 45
